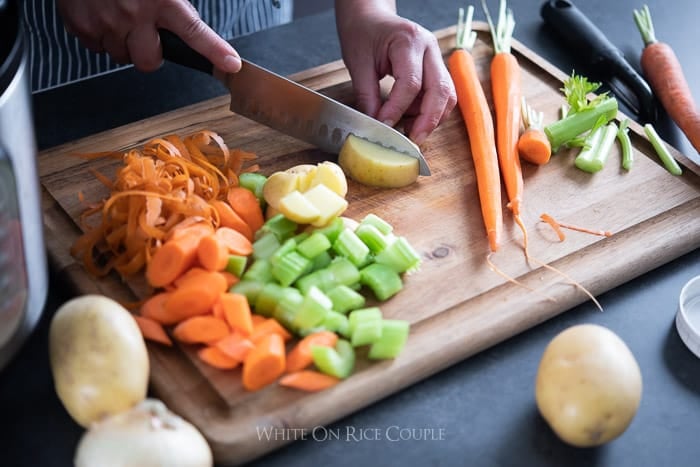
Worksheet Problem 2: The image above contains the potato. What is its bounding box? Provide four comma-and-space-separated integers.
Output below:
263, 161, 348, 210
535, 324, 642, 447
49, 295, 150, 428
338, 134, 419, 188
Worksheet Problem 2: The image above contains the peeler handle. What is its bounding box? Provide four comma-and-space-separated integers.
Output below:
540, 0, 657, 122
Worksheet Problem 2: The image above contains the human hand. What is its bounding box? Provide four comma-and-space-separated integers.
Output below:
335, 1, 456, 145
56, 0, 241, 74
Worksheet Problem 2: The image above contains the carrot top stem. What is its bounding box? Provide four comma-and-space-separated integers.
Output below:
521, 97, 544, 130
482, 0, 515, 54
633, 5, 657, 46
456, 5, 478, 51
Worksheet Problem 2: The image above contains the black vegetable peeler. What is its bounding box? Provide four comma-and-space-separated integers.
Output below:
540, 0, 657, 123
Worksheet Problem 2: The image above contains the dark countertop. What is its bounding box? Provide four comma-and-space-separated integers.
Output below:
3, 1, 700, 466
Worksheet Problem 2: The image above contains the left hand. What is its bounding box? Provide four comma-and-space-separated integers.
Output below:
335, 1, 456, 145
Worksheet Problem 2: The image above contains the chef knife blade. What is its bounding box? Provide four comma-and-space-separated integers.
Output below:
158, 30, 431, 176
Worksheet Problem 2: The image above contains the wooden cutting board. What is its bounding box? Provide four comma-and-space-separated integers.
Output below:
38, 23, 700, 465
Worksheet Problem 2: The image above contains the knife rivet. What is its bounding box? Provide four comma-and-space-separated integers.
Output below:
318, 123, 329, 139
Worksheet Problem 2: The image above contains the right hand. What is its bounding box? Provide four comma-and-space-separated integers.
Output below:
56, 0, 241, 73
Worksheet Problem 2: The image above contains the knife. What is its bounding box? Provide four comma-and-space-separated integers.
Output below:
540, 0, 657, 123
158, 30, 431, 176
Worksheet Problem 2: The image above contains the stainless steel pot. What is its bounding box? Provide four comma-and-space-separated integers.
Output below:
0, 0, 48, 370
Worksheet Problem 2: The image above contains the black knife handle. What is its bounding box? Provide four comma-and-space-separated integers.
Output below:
158, 29, 214, 75
540, 0, 656, 122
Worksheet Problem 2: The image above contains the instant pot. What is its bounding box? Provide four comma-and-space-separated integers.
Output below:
0, 0, 48, 370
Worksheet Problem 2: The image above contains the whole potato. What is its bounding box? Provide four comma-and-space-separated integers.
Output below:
338, 134, 419, 188
49, 295, 150, 428
535, 324, 642, 447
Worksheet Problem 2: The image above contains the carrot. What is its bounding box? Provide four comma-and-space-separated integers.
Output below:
279, 370, 340, 392
220, 270, 240, 289
250, 318, 293, 344
242, 333, 286, 391
198, 346, 241, 370
146, 229, 203, 287
518, 97, 552, 165
251, 314, 267, 327
163, 280, 222, 322
539, 213, 565, 242
133, 315, 173, 346
197, 234, 230, 271
285, 331, 338, 373
227, 186, 265, 234
215, 331, 255, 361
173, 267, 228, 293
173, 315, 230, 344
447, 6, 503, 252
140, 291, 178, 325
216, 292, 254, 335
215, 226, 254, 256
634, 5, 700, 153
540, 213, 613, 238
71, 131, 257, 281
210, 199, 254, 241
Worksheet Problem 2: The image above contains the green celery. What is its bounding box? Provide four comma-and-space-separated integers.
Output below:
297, 232, 332, 259
360, 263, 403, 301
322, 311, 350, 337
296, 268, 336, 294
359, 213, 393, 235
311, 216, 344, 244
644, 123, 683, 175
327, 257, 361, 288
257, 213, 298, 241
252, 233, 281, 260
230, 280, 264, 303
273, 287, 303, 332
351, 319, 383, 347
225, 254, 248, 278
292, 286, 332, 330
348, 307, 383, 336
355, 223, 389, 254
238, 172, 268, 208
368, 320, 410, 359
374, 236, 421, 273
311, 339, 355, 379
326, 285, 366, 314
544, 97, 618, 151
271, 250, 312, 286
617, 119, 633, 171
242, 258, 273, 283
332, 229, 370, 267
254, 282, 287, 317
574, 122, 619, 173
269, 238, 297, 266
310, 250, 332, 271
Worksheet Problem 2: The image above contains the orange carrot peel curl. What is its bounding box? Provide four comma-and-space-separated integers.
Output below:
540, 213, 613, 240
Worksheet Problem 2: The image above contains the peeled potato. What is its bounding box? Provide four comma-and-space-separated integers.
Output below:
338, 134, 419, 188
309, 161, 348, 197
262, 171, 299, 210
49, 295, 150, 428
535, 324, 642, 447
263, 161, 348, 211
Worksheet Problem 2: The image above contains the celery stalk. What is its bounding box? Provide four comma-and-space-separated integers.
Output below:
374, 236, 421, 273
292, 286, 332, 330
242, 258, 273, 283
238, 173, 268, 208
544, 97, 618, 151
254, 282, 287, 316
252, 233, 281, 260
332, 229, 370, 267
348, 307, 383, 336
257, 213, 297, 241
321, 310, 350, 338
644, 123, 683, 175
297, 232, 332, 259
327, 257, 361, 288
355, 223, 389, 253
359, 213, 393, 235
311, 339, 355, 379
326, 285, 366, 314
360, 263, 403, 301
273, 287, 303, 332
225, 254, 248, 278
230, 280, 264, 303
271, 251, 312, 286
574, 122, 618, 173
368, 320, 410, 359
617, 119, 633, 171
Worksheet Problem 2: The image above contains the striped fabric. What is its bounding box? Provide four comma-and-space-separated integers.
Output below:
19, 0, 293, 92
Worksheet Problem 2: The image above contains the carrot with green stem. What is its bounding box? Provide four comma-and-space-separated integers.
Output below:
482, 0, 528, 250
634, 5, 700, 153
518, 97, 552, 165
447, 5, 503, 252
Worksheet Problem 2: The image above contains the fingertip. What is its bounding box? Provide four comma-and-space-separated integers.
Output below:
222, 55, 242, 73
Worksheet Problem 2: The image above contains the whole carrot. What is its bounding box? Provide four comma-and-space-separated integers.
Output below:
634, 5, 700, 153
482, 0, 528, 245
447, 5, 503, 252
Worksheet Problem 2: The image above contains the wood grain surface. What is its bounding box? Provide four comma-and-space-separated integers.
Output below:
37, 24, 700, 465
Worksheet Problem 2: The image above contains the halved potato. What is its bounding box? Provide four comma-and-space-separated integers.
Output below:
278, 190, 321, 224
338, 134, 419, 188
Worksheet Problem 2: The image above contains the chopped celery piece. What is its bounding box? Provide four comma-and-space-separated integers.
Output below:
269, 238, 297, 266
272, 250, 312, 287
273, 287, 303, 332
296, 268, 336, 294
322, 310, 350, 338
310, 250, 332, 271
292, 286, 332, 330
360, 213, 393, 235
544, 97, 618, 151
297, 232, 332, 259
257, 213, 298, 241
374, 236, 421, 273
351, 319, 383, 347
311, 216, 344, 243
252, 233, 281, 260
230, 280, 264, 303
348, 307, 383, 336
225, 254, 248, 278
311, 339, 355, 379
238, 172, 268, 207
327, 257, 361, 288
617, 119, 633, 171
644, 123, 683, 175
242, 258, 273, 283
360, 263, 403, 301
368, 320, 410, 359
333, 229, 370, 266
574, 122, 618, 173
292, 231, 311, 244
254, 282, 287, 316
355, 223, 389, 254
326, 285, 366, 314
